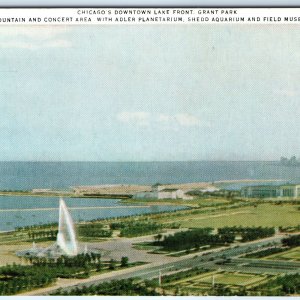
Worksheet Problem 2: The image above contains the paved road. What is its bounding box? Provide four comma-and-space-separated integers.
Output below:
88, 229, 185, 263
23, 234, 291, 295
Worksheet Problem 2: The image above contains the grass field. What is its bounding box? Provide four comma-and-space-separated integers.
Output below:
168, 270, 272, 291
177, 204, 300, 228
124, 197, 232, 208
265, 246, 300, 261
199, 272, 267, 286
196, 198, 232, 206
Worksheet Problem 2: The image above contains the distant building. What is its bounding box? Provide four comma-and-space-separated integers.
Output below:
133, 185, 193, 200
31, 189, 63, 194
241, 184, 300, 199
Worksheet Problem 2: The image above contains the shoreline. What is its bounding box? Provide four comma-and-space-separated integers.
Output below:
0, 205, 153, 213
0, 178, 287, 199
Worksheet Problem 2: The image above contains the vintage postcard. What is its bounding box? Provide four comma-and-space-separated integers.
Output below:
0, 7, 299, 296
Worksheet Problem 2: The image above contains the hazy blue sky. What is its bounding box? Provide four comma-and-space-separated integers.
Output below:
0, 24, 299, 161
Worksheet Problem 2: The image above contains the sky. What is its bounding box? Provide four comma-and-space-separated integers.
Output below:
0, 24, 299, 161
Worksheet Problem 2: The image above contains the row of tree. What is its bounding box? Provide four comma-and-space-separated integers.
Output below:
161, 267, 207, 284
282, 234, 300, 247
110, 221, 163, 237
27, 230, 58, 240
77, 227, 113, 238
51, 278, 159, 296
244, 247, 285, 258
218, 226, 274, 235
218, 226, 275, 242
30, 253, 102, 268
279, 225, 300, 233
16, 223, 58, 231
155, 228, 235, 251
29, 253, 129, 272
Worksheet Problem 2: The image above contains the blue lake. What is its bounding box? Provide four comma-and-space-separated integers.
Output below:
0, 196, 185, 231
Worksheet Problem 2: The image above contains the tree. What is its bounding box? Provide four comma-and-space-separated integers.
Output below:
109, 259, 116, 270
154, 233, 163, 243
121, 256, 129, 267
96, 260, 103, 272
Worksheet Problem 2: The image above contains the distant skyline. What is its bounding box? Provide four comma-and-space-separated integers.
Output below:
0, 24, 299, 161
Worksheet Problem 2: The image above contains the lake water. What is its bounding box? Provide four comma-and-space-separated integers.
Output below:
0, 196, 185, 231
0, 161, 299, 190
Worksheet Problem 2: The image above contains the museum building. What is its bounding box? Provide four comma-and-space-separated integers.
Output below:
241, 184, 300, 198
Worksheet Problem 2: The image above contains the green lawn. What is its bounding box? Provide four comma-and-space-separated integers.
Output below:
197, 198, 232, 206
179, 204, 300, 228
199, 272, 266, 286
266, 246, 300, 261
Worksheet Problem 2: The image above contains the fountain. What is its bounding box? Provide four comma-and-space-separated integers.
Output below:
17, 198, 81, 258
56, 198, 78, 256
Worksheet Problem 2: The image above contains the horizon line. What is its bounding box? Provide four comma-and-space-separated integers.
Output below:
0, 159, 281, 163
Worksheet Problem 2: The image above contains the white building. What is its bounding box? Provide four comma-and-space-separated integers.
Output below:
133, 185, 193, 200
241, 184, 300, 199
